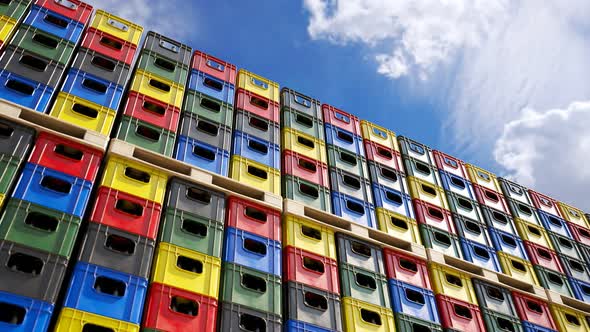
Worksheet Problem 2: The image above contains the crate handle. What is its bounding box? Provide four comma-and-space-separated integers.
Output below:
72, 103, 99, 118
154, 57, 176, 73
453, 304, 473, 319
360, 308, 382, 326
376, 146, 393, 160
249, 95, 269, 109
25, 211, 59, 232
93, 276, 126, 297
105, 234, 136, 254
244, 207, 267, 223
159, 39, 179, 53
251, 77, 268, 90
82, 78, 108, 94
390, 216, 409, 230
297, 157, 317, 173
186, 186, 212, 204
91, 55, 116, 72
99, 35, 123, 51
149, 78, 171, 93
247, 165, 268, 180
6, 252, 43, 275
449, 175, 466, 189
206, 59, 225, 72
241, 273, 267, 293
181, 219, 208, 237
0, 301, 25, 324
302, 256, 324, 273
115, 199, 143, 217
239, 314, 266, 331
192, 145, 216, 161
384, 190, 403, 206
355, 272, 377, 290
247, 139, 269, 155
398, 259, 418, 273
404, 287, 425, 305
372, 127, 387, 139
55, 0, 78, 10
177, 256, 203, 274
299, 182, 319, 199
43, 13, 69, 29
334, 111, 350, 124
303, 291, 328, 310
294, 113, 314, 128
243, 238, 267, 256
107, 18, 129, 32
294, 94, 311, 108
5, 78, 34, 96
54, 144, 83, 161
301, 225, 322, 240
202, 76, 223, 92
409, 142, 425, 155
40, 175, 72, 194
32, 33, 58, 49
346, 199, 365, 215
0, 123, 14, 137
336, 129, 353, 144
170, 296, 199, 316
473, 245, 491, 260
142, 100, 166, 116
380, 167, 398, 182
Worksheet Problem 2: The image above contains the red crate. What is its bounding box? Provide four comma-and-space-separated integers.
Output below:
436, 295, 485, 332
143, 282, 218, 332
322, 104, 361, 136
226, 196, 281, 242
524, 241, 564, 273
282, 150, 329, 188
413, 199, 456, 234
512, 291, 557, 330
473, 184, 509, 214
123, 91, 180, 132
90, 186, 162, 240
383, 247, 431, 289
568, 222, 590, 246
28, 132, 103, 182
192, 50, 236, 84
81, 28, 137, 65
234, 88, 279, 123
529, 190, 563, 219
364, 140, 404, 173
284, 246, 340, 294
433, 150, 468, 179
35, 0, 93, 24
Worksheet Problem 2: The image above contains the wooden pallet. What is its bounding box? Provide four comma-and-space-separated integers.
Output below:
283, 199, 426, 259
108, 139, 282, 209
0, 99, 109, 151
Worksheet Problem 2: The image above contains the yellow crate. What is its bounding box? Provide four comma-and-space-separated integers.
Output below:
90, 10, 143, 45
151, 242, 221, 298
283, 215, 337, 260
550, 304, 590, 332
407, 176, 448, 210
342, 297, 395, 332
0, 193, 4, 209
376, 208, 422, 245
100, 156, 168, 204
558, 202, 590, 228
497, 252, 539, 286
130, 69, 185, 108
466, 164, 501, 193
55, 308, 139, 332
0, 15, 16, 43
514, 219, 554, 250
49, 92, 116, 136
230, 156, 281, 195
281, 128, 327, 164
237, 69, 280, 103
360, 120, 399, 151
428, 262, 477, 304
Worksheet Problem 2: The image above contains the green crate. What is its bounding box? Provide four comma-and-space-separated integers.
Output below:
0, 0, 30, 20
0, 198, 81, 258
282, 175, 331, 213
281, 107, 324, 140
419, 224, 463, 260
0, 153, 21, 194
326, 145, 369, 179
533, 265, 574, 297
339, 262, 390, 308
137, 50, 189, 86
116, 115, 176, 157
183, 90, 234, 128
11, 25, 75, 65
481, 309, 524, 332
158, 207, 224, 258
395, 313, 443, 332
220, 262, 281, 316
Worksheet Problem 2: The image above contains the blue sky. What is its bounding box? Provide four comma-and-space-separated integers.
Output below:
91, 0, 590, 210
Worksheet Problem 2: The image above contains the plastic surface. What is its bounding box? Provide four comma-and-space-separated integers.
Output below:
234, 109, 280, 144
368, 161, 407, 192
389, 279, 439, 323
283, 215, 337, 260
533, 266, 573, 297
529, 190, 562, 218
192, 50, 236, 83
80, 27, 137, 65
283, 246, 340, 294
341, 297, 395, 332
11, 25, 75, 65
433, 150, 467, 179
222, 227, 281, 276
330, 167, 373, 204
117, 115, 176, 156
538, 210, 571, 238
143, 31, 191, 65
49, 92, 116, 135
0, 155, 22, 195
0, 16, 17, 43
322, 104, 361, 136
454, 216, 490, 246
497, 252, 539, 286
360, 120, 398, 151
136, 50, 190, 86
489, 228, 529, 260
182, 89, 234, 127
512, 292, 556, 330
36, 0, 92, 23
336, 233, 384, 274
472, 279, 518, 317
524, 241, 564, 273
23, 5, 84, 43
481, 205, 518, 235
70, 47, 131, 86
509, 199, 542, 226
237, 69, 279, 102
90, 9, 143, 45
285, 282, 341, 331
481, 308, 524, 332
447, 193, 482, 223
0, 0, 31, 20
560, 255, 590, 283
235, 88, 280, 123
375, 208, 421, 244
283, 128, 328, 164
413, 199, 454, 234
325, 123, 365, 157
398, 136, 434, 165
420, 224, 462, 260
174, 136, 230, 176
0, 45, 65, 88
569, 277, 590, 303
516, 220, 553, 250
466, 164, 501, 193
550, 304, 589, 332
189, 69, 234, 104
568, 222, 590, 246
232, 131, 280, 169
408, 177, 448, 210
436, 295, 485, 332
459, 239, 501, 272
283, 150, 329, 187
0, 70, 54, 113
339, 263, 389, 307
123, 91, 180, 132
165, 177, 225, 221
281, 87, 322, 119
499, 177, 532, 205
429, 262, 477, 304
326, 145, 369, 178
218, 301, 282, 332
60, 68, 123, 109
549, 232, 582, 261
285, 320, 335, 332
395, 313, 443, 332
372, 183, 413, 219
0, 290, 53, 332
130, 69, 185, 108
439, 170, 475, 200
558, 202, 589, 228
181, 112, 232, 149
383, 247, 430, 288
404, 156, 442, 187
229, 155, 281, 195
0, 117, 34, 158
54, 307, 139, 332
331, 192, 376, 229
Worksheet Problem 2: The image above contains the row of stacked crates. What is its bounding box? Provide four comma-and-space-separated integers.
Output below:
0, 0, 92, 113
0, 0, 30, 49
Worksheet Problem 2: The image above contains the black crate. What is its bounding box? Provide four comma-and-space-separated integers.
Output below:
280, 87, 322, 119
70, 47, 130, 86
0, 45, 65, 88
454, 215, 492, 247
481, 308, 524, 332
329, 167, 373, 204
142, 31, 192, 66
480, 205, 518, 235
533, 265, 574, 298
397, 135, 434, 166
336, 233, 385, 275
164, 177, 225, 222
0, 117, 35, 158
234, 109, 280, 145
285, 281, 342, 331
368, 160, 407, 194
549, 231, 584, 261
395, 313, 443, 332
472, 279, 518, 318
498, 177, 532, 206
179, 112, 232, 151
219, 301, 282, 332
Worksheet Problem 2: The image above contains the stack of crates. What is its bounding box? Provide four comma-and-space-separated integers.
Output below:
0, 0, 92, 113
0, 118, 34, 208
549, 303, 590, 332
384, 248, 441, 331
55, 155, 167, 331
117, 32, 191, 157
434, 151, 499, 272
230, 69, 281, 194
362, 121, 418, 244
428, 262, 485, 331
0, 0, 30, 49
144, 178, 225, 331
282, 215, 341, 332
0, 131, 103, 331
49, 10, 142, 135
175, 51, 236, 175
281, 88, 330, 213
559, 204, 590, 302
512, 291, 558, 332
472, 279, 524, 332
323, 105, 374, 228
219, 197, 282, 330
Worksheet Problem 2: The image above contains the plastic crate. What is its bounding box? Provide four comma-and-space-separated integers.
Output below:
538, 210, 571, 238
0, 0, 31, 20
420, 224, 462, 259
142, 31, 191, 65
322, 104, 361, 136
433, 150, 467, 179
533, 265, 573, 297
395, 313, 443, 332
481, 309, 524, 332
569, 277, 590, 303
428, 262, 477, 304
330, 167, 373, 204
325, 123, 364, 157
326, 145, 369, 178
174, 136, 230, 176
123, 91, 180, 132
36, 0, 92, 23
497, 252, 539, 286
407, 177, 448, 210
229, 155, 281, 195
23, 5, 85, 43
558, 202, 589, 228
282, 128, 327, 164
368, 161, 408, 193
472, 279, 518, 317
226, 195, 279, 241
180, 112, 232, 149
282, 215, 336, 260
466, 164, 501, 193
54, 307, 139, 332
283, 175, 332, 213
222, 227, 281, 276
331, 192, 376, 229
375, 208, 421, 245
232, 131, 280, 169
11, 25, 75, 65
284, 246, 339, 294
49, 92, 116, 135
220, 262, 281, 315
192, 50, 236, 84
159, 207, 223, 257
473, 184, 509, 214
439, 170, 475, 200
284, 282, 342, 331
137, 49, 189, 86
459, 239, 500, 272
0, 155, 22, 197
60, 68, 123, 110
0, 70, 55, 113
413, 199, 455, 234
0, 290, 53, 332
388, 279, 439, 323
341, 297, 395, 332
0, 16, 17, 44
188, 69, 235, 105
549, 231, 583, 261
0, 118, 34, 159
568, 222, 590, 246
165, 177, 225, 221
512, 292, 556, 330
454, 215, 491, 246
383, 247, 430, 288
336, 233, 384, 273
237, 69, 279, 103
339, 263, 389, 307
116, 115, 176, 157
522, 321, 558, 332
436, 295, 485, 332
509, 198, 543, 226
130, 69, 185, 108
0, 45, 65, 88
360, 120, 398, 151
283, 150, 329, 188
281, 106, 324, 139
524, 241, 564, 273
70, 47, 130, 87
404, 156, 441, 187
397, 136, 434, 165
234, 109, 280, 144
489, 228, 529, 260
481, 205, 518, 235
446, 193, 483, 222
80, 27, 137, 65
90, 9, 143, 45
550, 304, 589, 332
516, 220, 554, 250
285, 320, 336, 332
182, 89, 234, 127
499, 177, 532, 206
560, 255, 590, 283
235, 88, 280, 123
218, 301, 281, 332
280, 88, 321, 118
529, 190, 563, 219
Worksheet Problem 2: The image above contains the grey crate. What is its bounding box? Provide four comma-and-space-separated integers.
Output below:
70, 47, 130, 86
549, 231, 584, 261
498, 177, 532, 206
329, 167, 373, 204
164, 177, 225, 222
142, 31, 192, 66
507, 198, 540, 225
0, 45, 65, 88
0, 118, 34, 158
473, 279, 519, 318
219, 301, 282, 332
0, 240, 67, 303
398, 136, 435, 166
336, 233, 385, 275
403, 156, 441, 187
368, 161, 408, 194
179, 112, 232, 151
454, 215, 492, 247
280, 87, 322, 119
480, 205, 518, 235
285, 282, 342, 331
234, 109, 280, 145
446, 192, 483, 223
77, 223, 155, 279
327, 145, 369, 180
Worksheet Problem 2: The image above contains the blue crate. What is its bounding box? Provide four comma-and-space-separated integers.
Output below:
325, 124, 365, 157
439, 170, 475, 200
538, 210, 571, 238
12, 162, 92, 217
189, 70, 235, 104
522, 321, 558, 332
23, 5, 85, 43
174, 135, 230, 176
331, 192, 376, 229
0, 291, 54, 332
60, 68, 124, 110
454, 215, 492, 247
372, 183, 414, 219
223, 227, 281, 276
460, 238, 501, 272
489, 227, 529, 260
0, 70, 54, 113
286, 320, 336, 332
388, 279, 439, 324
568, 277, 590, 303
63, 262, 147, 324
232, 131, 280, 169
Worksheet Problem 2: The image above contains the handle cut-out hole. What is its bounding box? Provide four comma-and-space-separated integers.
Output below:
41, 175, 71, 194
547, 215, 562, 227
508, 184, 523, 195
298, 158, 317, 173
206, 59, 225, 71
415, 161, 431, 175
465, 220, 482, 235
25, 212, 58, 232
477, 171, 491, 181
107, 19, 128, 31
336, 130, 353, 144
304, 291, 328, 310
433, 231, 451, 247
170, 296, 198, 316
493, 211, 508, 224
241, 273, 267, 293
186, 187, 212, 204
203, 76, 222, 91
158, 40, 179, 53
301, 225, 321, 240
239, 313, 265, 332
91, 56, 116, 72
511, 260, 526, 272
251, 77, 268, 89
154, 57, 175, 72
193, 146, 215, 161
0, 123, 14, 137
44, 13, 68, 28
297, 136, 314, 149
501, 234, 517, 247
294, 94, 311, 107
385, 188, 403, 204
249, 116, 269, 132
565, 314, 581, 326
454, 304, 472, 319
391, 216, 409, 230
421, 184, 437, 196
243, 238, 267, 256
399, 259, 418, 272
94, 276, 125, 297
450, 176, 466, 189
457, 197, 473, 211
32, 33, 58, 49
334, 112, 350, 123
82, 78, 108, 94
360, 309, 382, 325
346, 200, 365, 214
245, 207, 267, 223
105, 234, 135, 255
376, 146, 393, 159
20, 55, 47, 71
295, 113, 313, 127
54, 144, 83, 160
0, 302, 25, 325
406, 288, 425, 304
536, 248, 552, 260
82, 324, 114, 332
427, 207, 444, 220
355, 272, 377, 289
303, 256, 324, 273
142, 101, 165, 115
247, 166, 268, 179
351, 241, 372, 258
99, 36, 122, 50
473, 246, 490, 259
299, 182, 319, 198
567, 259, 585, 272
124, 167, 150, 183
197, 119, 221, 136
177, 256, 202, 273
557, 237, 573, 249
342, 174, 361, 189
527, 225, 541, 237
149, 79, 171, 92
526, 300, 543, 313
6, 79, 34, 95
181, 219, 207, 237
484, 190, 499, 202
248, 140, 268, 154
445, 274, 463, 287
72, 103, 98, 118
517, 203, 532, 216
136, 125, 160, 141
547, 272, 563, 286
486, 286, 505, 302
7, 253, 43, 275
579, 228, 590, 239
340, 151, 357, 165
380, 167, 398, 182
409, 142, 425, 155
444, 156, 458, 168
200, 97, 221, 113
250, 96, 268, 109
115, 199, 142, 216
